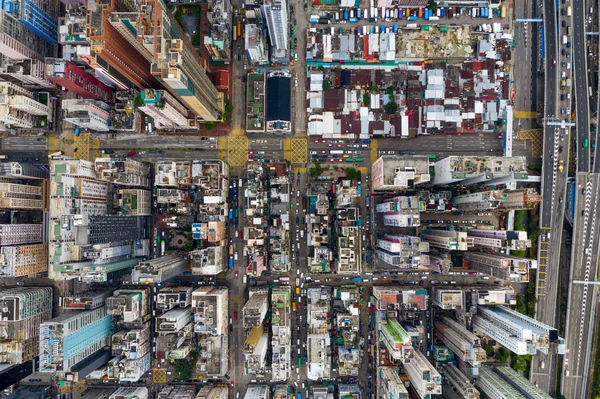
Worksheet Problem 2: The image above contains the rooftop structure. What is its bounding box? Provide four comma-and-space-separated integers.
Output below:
372, 286, 428, 311
191, 286, 228, 336
260, 0, 289, 64
118, 189, 151, 216
375, 196, 420, 227
443, 363, 480, 399
371, 156, 431, 192
473, 305, 558, 355
45, 58, 113, 103
243, 291, 269, 329
138, 89, 192, 129
132, 254, 189, 284
379, 319, 412, 361
467, 229, 531, 252
189, 247, 225, 275
196, 334, 229, 377
106, 289, 149, 324
271, 287, 291, 381
421, 229, 474, 251
243, 385, 269, 399
463, 251, 534, 282
0, 81, 49, 129
402, 349, 442, 398
307, 333, 331, 381
0, 243, 47, 277
431, 288, 464, 310
62, 288, 113, 310
452, 188, 542, 211
433, 156, 528, 186
337, 224, 361, 274
108, 387, 149, 399
194, 386, 228, 399
0, 161, 48, 179
435, 316, 486, 365
265, 72, 291, 133
111, 325, 151, 360
377, 367, 409, 399
155, 161, 192, 187
245, 25, 268, 66
157, 386, 195, 399
243, 326, 269, 374
376, 234, 429, 269
39, 307, 112, 372
0, 287, 52, 364
204, 0, 232, 63
95, 158, 151, 187
62, 99, 111, 132
156, 286, 192, 312
476, 365, 552, 399
156, 307, 192, 334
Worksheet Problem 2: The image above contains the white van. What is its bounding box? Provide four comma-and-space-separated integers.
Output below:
234, 252, 238, 261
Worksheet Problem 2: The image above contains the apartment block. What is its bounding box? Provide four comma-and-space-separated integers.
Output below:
376, 234, 429, 269
0, 287, 52, 364
375, 196, 420, 227
243, 291, 269, 329
307, 333, 331, 380
244, 326, 269, 375
189, 247, 225, 275
39, 307, 112, 372
118, 189, 151, 216
243, 385, 269, 399
379, 319, 413, 361
0, 243, 47, 276
402, 349, 442, 398
191, 286, 229, 336
106, 289, 149, 324
195, 386, 228, 399
196, 334, 229, 377
463, 251, 533, 282
432, 156, 528, 186
473, 305, 558, 355
467, 229, 530, 252
95, 158, 151, 187
421, 229, 473, 251
377, 367, 409, 399
157, 386, 195, 399
435, 316, 486, 365
138, 89, 192, 128
337, 225, 361, 274
132, 253, 189, 284
0, 9, 52, 60
335, 286, 361, 377
45, 58, 113, 103
109, 0, 222, 121
476, 365, 551, 399
307, 287, 332, 334
62, 288, 113, 310
0, 224, 42, 245
107, 352, 151, 382
452, 188, 542, 211
111, 325, 150, 360
261, 0, 289, 64
372, 286, 428, 311
156, 307, 192, 334
271, 287, 291, 381
62, 99, 111, 131
204, 0, 232, 63
443, 363, 480, 399
156, 287, 192, 312
155, 161, 192, 187
0, 161, 48, 180
108, 388, 149, 399
371, 156, 431, 192
245, 24, 269, 66
0, 81, 49, 128
0, 181, 43, 209
431, 288, 464, 310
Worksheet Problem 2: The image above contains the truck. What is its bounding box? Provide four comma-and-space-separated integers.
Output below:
309, 15, 319, 23
344, 10, 349, 20
351, 276, 362, 282
349, 17, 358, 22
562, 35, 567, 45
229, 256, 234, 269
558, 159, 564, 172
358, 217, 363, 227
296, 287, 301, 295
408, 16, 417, 21
393, 24, 398, 33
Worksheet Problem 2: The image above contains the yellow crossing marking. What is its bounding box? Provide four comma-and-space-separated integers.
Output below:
228, 136, 248, 167
291, 138, 307, 164
370, 139, 378, 163
518, 129, 543, 159
93, 138, 101, 160
232, 129, 245, 136
74, 132, 91, 162
48, 136, 59, 151
218, 137, 227, 161
514, 111, 538, 118
153, 369, 167, 384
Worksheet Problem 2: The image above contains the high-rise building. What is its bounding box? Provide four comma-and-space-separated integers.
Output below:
0, 57, 54, 90
45, 58, 113, 103
106, 289, 149, 324
13, 0, 61, 45
0, 224, 42, 245
442, 363, 480, 399
375, 196, 420, 227
432, 156, 529, 186
376, 234, 430, 269
379, 319, 412, 360
156, 307, 192, 334
0, 81, 49, 128
377, 367, 409, 399
243, 291, 269, 329
467, 229, 530, 251
0, 287, 52, 364
0, 161, 48, 179
62, 99, 111, 131
109, 0, 223, 121
402, 349, 442, 398
421, 229, 473, 251
435, 316, 486, 365
39, 307, 112, 372
62, 288, 113, 310
271, 287, 291, 381
0, 9, 53, 60
476, 365, 551, 399
244, 326, 270, 375
463, 251, 534, 282
204, 0, 232, 63
0, 243, 48, 277
132, 253, 189, 284
118, 189, 151, 216
452, 188, 542, 211
0, 180, 43, 209
245, 24, 269, 66
94, 158, 151, 187
189, 247, 225, 275
261, 0, 289, 64
371, 156, 431, 192
138, 89, 192, 129
473, 305, 558, 355
431, 288, 464, 310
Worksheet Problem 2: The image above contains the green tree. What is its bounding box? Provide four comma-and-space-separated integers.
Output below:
386, 86, 395, 95
511, 355, 528, 371
134, 95, 144, 107
515, 294, 527, 315
484, 344, 495, 357
362, 93, 371, 106
323, 80, 332, 90
368, 85, 379, 91
204, 121, 217, 131
345, 168, 358, 180
496, 347, 509, 363
384, 100, 398, 115
427, 0, 438, 12
310, 159, 323, 178
172, 359, 192, 381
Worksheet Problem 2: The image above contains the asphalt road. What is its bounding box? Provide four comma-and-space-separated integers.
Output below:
530, 0, 565, 393
561, 173, 600, 399
572, 0, 591, 172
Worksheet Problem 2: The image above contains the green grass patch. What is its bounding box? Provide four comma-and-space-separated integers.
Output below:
590, 314, 600, 398
514, 210, 525, 231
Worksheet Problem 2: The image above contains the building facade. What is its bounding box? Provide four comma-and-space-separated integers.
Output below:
62, 99, 111, 131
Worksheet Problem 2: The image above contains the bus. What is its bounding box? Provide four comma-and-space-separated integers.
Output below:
229, 209, 233, 220
366, 197, 370, 207
233, 25, 237, 41
298, 358, 302, 367
237, 21, 242, 37
500, 4, 506, 18
583, 139, 589, 148
329, 150, 344, 154
427, 154, 437, 159
355, 157, 364, 162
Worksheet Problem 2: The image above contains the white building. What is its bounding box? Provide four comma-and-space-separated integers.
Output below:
243, 385, 269, 399
243, 291, 269, 329
261, 0, 289, 64
271, 287, 291, 381
62, 99, 111, 131
108, 387, 149, 399
376, 234, 429, 269
138, 89, 192, 128
132, 254, 189, 284
402, 349, 442, 398
377, 367, 409, 399
443, 363, 480, 399
476, 365, 551, 399
371, 156, 431, 192
245, 24, 269, 66
191, 286, 228, 336
421, 229, 473, 251
307, 334, 331, 380
375, 196, 420, 227
156, 307, 192, 334
0, 81, 49, 128
435, 316, 486, 365
432, 156, 528, 186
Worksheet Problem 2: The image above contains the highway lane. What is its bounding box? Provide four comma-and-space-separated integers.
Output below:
562, 173, 600, 398
572, 0, 591, 172
1, 137, 47, 151
530, 0, 564, 393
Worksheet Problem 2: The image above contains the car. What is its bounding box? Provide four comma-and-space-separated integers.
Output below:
497, 135, 503, 139
337, 144, 343, 147
233, 311, 237, 321
127, 151, 137, 157
235, 271, 239, 278
209, 145, 217, 149
158, 150, 165, 154
559, 146, 564, 153
552, 58, 556, 66
21, 157, 28, 161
